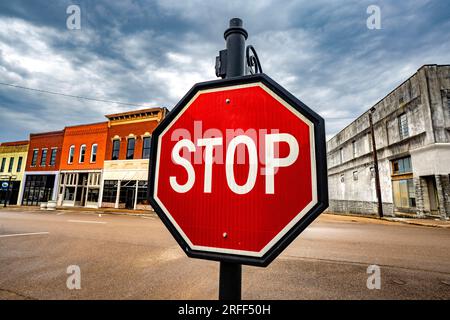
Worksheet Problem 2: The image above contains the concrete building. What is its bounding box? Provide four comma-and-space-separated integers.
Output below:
0, 140, 29, 205
327, 65, 450, 219
100, 107, 166, 210
20, 130, 64, 206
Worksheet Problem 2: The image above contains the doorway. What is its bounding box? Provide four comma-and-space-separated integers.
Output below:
119, 180, 136, 210
425, 176, 439, 214
75, 173, 88, 207
125, 188, 135, 209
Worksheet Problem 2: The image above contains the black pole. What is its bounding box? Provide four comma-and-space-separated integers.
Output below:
219, 262, 242, 300
369, 109, 383, 218
4, 176, 12, 208
224, 18, 248, 78
218, 18, 247, 301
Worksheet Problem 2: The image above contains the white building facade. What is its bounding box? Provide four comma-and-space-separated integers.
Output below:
327, 65, 450, 219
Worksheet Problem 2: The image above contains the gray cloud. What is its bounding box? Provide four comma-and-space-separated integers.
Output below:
0, 0, 449, 142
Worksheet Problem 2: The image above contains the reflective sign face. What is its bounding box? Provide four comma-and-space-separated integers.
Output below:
149, 74, 328, 266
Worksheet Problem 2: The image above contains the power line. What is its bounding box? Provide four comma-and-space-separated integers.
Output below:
0, 81, 151, 108
0, 81, 358, 120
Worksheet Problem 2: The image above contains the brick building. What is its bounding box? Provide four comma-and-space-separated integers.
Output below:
58, 122, 108, 208
4, 107, 167, 210
0, 140, 29, 205
327, 65, 450, 219
100, 107, 166, 209
20, 130, 64, 206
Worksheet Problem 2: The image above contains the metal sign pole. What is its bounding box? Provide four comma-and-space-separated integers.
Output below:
4, 175, 11, 208
218, 18, 248, 301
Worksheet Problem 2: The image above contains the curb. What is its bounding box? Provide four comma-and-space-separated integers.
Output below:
383, 217, 450, 229
325, 212, 450, 229
0, 206, 157, 218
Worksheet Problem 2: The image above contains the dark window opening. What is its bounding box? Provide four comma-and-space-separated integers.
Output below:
398, 113, 409, 140
142, 137, 151, 159
31, 150, 38, 166
126, 138, 135, 160
392, 156, 412, 175
0, 158, 5, 172
40, 149, 47, 166
112, 140, 120, 160
50, 149, 57, 166
8, 157, 14, 172
91, 144, 97, 162
79, 145, 86, 163
17, 156, 23, 172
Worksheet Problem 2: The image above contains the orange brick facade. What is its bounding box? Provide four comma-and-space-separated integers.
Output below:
105, 120, 159, 161
26, 130, 64, 171
60, 122, 108, 171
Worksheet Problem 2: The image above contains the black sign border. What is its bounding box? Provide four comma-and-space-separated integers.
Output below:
148, 73, 328, 267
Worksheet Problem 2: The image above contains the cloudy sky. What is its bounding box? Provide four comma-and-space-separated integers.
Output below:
0, 0, 449, 142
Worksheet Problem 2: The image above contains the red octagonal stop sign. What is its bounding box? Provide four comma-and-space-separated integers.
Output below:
149, 74, 328, 266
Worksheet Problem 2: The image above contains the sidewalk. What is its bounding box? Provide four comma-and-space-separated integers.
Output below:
0, 205, 156, 217
325, 212, 450, 229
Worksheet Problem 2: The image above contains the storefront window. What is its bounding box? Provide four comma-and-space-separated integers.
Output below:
102, 180, 118, 203
87, 188, 99, 202
137, 181, 148, 205
22, 175, 55, 206
64, 186, 75, 201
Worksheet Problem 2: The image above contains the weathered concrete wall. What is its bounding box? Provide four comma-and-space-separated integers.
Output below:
327, 65, 450, 217
328, 200, 394, 216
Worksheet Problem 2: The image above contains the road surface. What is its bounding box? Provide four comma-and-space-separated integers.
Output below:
0, 209, 449, 299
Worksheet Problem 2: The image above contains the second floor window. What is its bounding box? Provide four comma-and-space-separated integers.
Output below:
17, 156, 23, 172
126, 138, 135, 160
91, 144, 98, 163
79, 145, 86, 163
392, 156, 412, 175
398, 113, 409, 140
8, 157, 14, 172
31, 149, 38, 166
112, 140, 120, 160
50, 149, 57, 166
68, 145, 75, 164
0, 158, 5, 172
142, 137, 151, 159
40, 149, 47, 166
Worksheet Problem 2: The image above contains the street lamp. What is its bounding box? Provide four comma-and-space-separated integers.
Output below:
1, 173, 17, 208
368, 107, 383, 218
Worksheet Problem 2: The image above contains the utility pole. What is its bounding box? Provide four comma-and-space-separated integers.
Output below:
369, 107, 383, 218
217, 18, 248, 301
3, 175, 12, 208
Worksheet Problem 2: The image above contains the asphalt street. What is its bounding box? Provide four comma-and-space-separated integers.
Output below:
0, 209, 449, 299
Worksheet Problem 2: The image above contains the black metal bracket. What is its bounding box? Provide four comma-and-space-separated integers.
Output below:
245, 45, 263, 75
215, 49, 227, 78
215, 45, 263, 78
